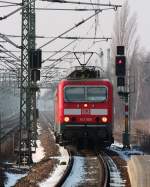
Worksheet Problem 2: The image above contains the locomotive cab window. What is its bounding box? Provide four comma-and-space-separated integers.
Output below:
65, 87, 85, 101
87, 87, 107, 102
64, 86, 107, 102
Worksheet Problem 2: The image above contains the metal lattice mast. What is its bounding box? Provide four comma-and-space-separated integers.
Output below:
19, 0, 35, 165
29, 0, 37, 152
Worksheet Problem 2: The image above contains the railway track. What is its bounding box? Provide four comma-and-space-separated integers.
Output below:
39, 111, 126, 187
100, 151, 126, 187
53, 148, 126, 187
54, 150, 74, 187
39, 112, 108, 186
54, 148, 109, 187
0, 125, 19, 142
0, 114, 19, 142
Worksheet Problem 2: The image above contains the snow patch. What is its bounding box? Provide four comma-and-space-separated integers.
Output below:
37, 124, 42, 135
109, 141, 144, 161
32, 139, 45, 163
4, 138, 44, 187
39, 146, 69, 187
5, 172, 27, 187
62, 156, 85, 187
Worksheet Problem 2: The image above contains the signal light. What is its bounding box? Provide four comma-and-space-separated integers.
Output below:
115, 56, 126, 76
117, 77, 125, 87
29, 49, 42, 69
31, 69, 40, 81
117, 46, 124, 55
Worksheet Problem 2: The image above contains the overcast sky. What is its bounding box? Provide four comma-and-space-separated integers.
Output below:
0, 0, 150, 70
130, 0, 150, 51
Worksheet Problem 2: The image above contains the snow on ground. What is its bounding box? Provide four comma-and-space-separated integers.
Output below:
5, 172, 27, 187
32, 125, 45, 163
32, 139, 45, 163
39, 146, 69, 187
5, 125, 45, 187
109, 141, 144, 161
37, 123, 42, 135
62, 156, 85, 187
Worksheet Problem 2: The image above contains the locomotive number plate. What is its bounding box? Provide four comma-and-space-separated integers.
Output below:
81, 109, 90, 115
79, 117, 92, 122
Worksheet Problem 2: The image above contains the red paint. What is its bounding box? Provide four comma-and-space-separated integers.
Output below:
54, 79, 113, 125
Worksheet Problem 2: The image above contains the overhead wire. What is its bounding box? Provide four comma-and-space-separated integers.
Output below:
41, 39, 78, 78
0, 58, 20, 71
41, 0, 121, 8
39, 9, 104, 48
0, 0, 35, 20
42, 38, 77, 63
0, 5, 20, 8
36, 7, 103, 11
41, 51, 73, 81
41, 2, 119, 80
0, 1, 21, 5
0, 0, 121, 80
0, 45, 20, 62
41, 20, 101, 77
41, 20, 107, 77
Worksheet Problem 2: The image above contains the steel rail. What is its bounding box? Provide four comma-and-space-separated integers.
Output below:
55, 147, 109, 187
0, 114, 20, 142
97, 151, 110, 187
100, 151, 126, 187
0, 124, 19, 142
54, 150, 74, 187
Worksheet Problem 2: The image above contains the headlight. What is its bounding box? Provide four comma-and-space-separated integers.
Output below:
64, 116, 70, 122
101, 116, 108, 123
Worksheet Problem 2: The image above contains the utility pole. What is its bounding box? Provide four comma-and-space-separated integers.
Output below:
18, 0, 36, 165
29, 0, 38, 153
122, 55, 130, 149
122, 90, 130, 148
0, 113, 1, 155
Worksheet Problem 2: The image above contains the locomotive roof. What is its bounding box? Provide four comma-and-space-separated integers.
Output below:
63, 78, 111, 82
66, 66, 109, 80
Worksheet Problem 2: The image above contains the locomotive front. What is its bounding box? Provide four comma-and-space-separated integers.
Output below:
54, 78, 114, 147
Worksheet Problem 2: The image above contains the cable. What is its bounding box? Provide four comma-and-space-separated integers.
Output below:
0, 1, 21, 5
0, 0, 35, 20
39, 9, 103, 48
0, 33, 21, 49
0, 5, 19, 8
36, 7, 103, 11
41, 40, 77, 78
1, 34, 111, 40
0, 45, 20, 61
41, 51, 72, 80
42, 0, 122, 8
42, 39, 77, 63
0, 59, 19, 71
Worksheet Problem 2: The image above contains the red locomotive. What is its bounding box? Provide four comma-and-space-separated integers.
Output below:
54, 66, 114, 147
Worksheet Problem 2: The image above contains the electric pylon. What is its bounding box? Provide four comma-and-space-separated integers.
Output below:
18, 0, 36, 165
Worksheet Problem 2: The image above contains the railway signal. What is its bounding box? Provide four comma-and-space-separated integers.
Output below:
116, 45, 126, 77
115, 46, 130, 149
29, 49, 42, 69
31, 69, 40, 81
29, 49, 42, 81
117, 76, 125, 87
117, 45, 124, 55
115, 55, 126, 76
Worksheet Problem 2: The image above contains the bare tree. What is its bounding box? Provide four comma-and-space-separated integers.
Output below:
111, 0, 138, 64
109, 0, 146, 120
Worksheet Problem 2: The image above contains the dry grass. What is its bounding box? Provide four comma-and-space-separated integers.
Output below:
15, 115, 60, 187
